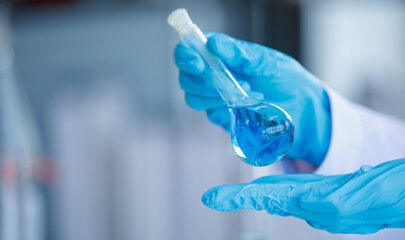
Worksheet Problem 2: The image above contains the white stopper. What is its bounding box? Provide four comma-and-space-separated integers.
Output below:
167, 8, 193, 33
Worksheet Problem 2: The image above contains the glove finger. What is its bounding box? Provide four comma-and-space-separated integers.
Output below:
179, 71, 219, 97
206, 107, 231, 133
201, 179, 363, 233
320, 222, 386, 235
179, 72, 263, 104
202, 174, 336, 216
239, 81, 264, 101
175, 41, 205, 75
185, 93, 225, 111
202, 182, 297, 214
206, 32, 283, 76
252, 174, 327, 184
248, 91, 264, 101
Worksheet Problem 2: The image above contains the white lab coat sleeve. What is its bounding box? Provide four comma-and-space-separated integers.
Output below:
315, 87, 405, 175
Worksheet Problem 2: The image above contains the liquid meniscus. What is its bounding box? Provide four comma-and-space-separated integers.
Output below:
230, 103, 295, 166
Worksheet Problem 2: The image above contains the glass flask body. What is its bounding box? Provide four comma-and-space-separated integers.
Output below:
230, 102, 295, 166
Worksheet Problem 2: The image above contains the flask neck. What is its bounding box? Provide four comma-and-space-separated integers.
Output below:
179, 25, 257, 107
206, 69, 256, 107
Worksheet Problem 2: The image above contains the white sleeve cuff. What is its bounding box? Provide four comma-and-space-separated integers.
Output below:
314, 87, 365, 175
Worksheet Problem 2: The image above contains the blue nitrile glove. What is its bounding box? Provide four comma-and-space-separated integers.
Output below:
202, 158, 405, 234
174, 32, 331, 166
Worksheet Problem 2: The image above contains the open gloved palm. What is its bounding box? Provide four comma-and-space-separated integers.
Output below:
202, 159, 405, 234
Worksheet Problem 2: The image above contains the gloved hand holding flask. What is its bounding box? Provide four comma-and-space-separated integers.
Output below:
170, 9, 331, 167
168, 9, 300, 167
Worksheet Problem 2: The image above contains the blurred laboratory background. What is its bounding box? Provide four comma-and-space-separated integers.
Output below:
1, 0, 404, 240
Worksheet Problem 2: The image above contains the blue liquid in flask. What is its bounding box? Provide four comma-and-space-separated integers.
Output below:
231, 103, 295, 166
